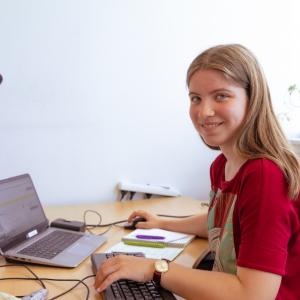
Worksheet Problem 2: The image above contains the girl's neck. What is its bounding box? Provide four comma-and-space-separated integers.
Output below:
221, 147, 247, 181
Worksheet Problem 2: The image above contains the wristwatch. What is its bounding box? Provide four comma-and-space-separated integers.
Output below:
153, 259, 170, 286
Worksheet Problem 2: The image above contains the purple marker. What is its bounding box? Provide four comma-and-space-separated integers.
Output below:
136, 234, 165, 240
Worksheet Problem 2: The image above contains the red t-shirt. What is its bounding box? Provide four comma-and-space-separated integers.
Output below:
209, 154, 300, 300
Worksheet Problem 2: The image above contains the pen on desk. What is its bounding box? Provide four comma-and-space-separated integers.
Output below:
124, 240, 166, 248
136, 235, 165, 240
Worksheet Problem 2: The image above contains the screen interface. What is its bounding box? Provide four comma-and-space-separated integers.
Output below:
0, 175, 46, 248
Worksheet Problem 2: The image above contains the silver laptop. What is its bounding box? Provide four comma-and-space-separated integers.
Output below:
0, 174, 106, 267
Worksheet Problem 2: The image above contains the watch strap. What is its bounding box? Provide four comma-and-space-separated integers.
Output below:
153, 259, 170, 286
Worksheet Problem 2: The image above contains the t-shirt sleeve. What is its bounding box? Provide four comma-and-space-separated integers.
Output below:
236, 160, 293, 275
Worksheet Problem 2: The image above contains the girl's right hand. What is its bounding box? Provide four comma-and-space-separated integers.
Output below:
127, 210, 162, 229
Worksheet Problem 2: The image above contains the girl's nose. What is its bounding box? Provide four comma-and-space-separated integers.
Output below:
199, 101, 215, 118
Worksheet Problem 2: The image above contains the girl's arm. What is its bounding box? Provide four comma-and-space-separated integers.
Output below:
159, 213, 208, 238
163, 262, 281, 300
128, 210, 208, 238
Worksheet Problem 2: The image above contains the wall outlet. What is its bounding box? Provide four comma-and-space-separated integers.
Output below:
118, 182, 181, 197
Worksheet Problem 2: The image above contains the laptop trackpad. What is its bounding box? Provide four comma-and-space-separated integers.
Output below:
68, 243, 93, 254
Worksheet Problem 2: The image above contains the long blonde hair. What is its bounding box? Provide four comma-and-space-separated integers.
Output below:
187, 44, 300, 199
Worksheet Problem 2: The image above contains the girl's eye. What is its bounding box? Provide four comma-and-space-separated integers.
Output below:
216, 94, 228, 101
190, 96, 201, 103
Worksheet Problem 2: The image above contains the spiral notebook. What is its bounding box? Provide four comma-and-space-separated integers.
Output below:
121, 228, 194, 248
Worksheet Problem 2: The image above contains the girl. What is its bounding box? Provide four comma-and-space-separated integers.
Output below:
94, 44, 300, 300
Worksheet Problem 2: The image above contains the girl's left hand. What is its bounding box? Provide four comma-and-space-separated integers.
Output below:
94, 255, 155, 292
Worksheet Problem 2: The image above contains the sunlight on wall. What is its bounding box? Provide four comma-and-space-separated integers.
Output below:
280, 0, 300, 139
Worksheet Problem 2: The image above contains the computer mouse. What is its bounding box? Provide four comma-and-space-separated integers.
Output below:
123, 217, 147, 230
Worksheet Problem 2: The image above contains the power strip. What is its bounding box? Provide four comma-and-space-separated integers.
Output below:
118, 182, 181, 197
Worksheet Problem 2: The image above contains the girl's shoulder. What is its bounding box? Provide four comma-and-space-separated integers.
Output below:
242, 157, 284, 178
238, 158, 288, 197
210, 155, 286, 188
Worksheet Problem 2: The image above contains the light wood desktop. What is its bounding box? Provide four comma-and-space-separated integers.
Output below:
0, 197, 208, 299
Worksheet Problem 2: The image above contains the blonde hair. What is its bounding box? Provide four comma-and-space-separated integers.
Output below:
187, 44, 300, 199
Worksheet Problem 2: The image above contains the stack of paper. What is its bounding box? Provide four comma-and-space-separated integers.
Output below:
106, 228, 195, 260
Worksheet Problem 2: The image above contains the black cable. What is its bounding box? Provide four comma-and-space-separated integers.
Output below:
0, 277, 92, 300
85, 218, 127, 227
0, 264, 46, 289
0, 277, 44, 298
80, 209, 195, 235
86, 218, 127, 227
84, 213, 193, 227
23, 264, 46, 289
0, 264, 95, 300
83, 209, 102, 234
45, 275, 94, 300
82, 209, 114, 236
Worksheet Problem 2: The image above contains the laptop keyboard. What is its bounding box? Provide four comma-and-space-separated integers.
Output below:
102, 252, 175, 300
18, 230, 82, 259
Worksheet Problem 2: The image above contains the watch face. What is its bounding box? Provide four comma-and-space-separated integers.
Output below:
155, 260, 169, 273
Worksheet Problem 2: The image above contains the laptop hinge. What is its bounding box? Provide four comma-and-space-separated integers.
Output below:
1, 221, 48, 252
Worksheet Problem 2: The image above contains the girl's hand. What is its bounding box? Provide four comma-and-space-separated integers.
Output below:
94, 255, 155, 292
127, 210, 162, 229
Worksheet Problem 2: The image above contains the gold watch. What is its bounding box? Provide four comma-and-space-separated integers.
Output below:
153, 259, 170, 286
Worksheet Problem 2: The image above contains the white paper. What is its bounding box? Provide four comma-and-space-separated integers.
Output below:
107, 242, 184, 260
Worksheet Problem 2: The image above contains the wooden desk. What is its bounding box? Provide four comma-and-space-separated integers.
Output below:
0, 197, 208, 299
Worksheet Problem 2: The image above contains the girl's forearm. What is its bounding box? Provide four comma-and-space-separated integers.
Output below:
158, 213, 208, 238
161, 262, 280, 300
162, 263, 243, 300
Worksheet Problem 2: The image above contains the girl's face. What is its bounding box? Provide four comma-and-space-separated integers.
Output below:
189, 69, 248, 150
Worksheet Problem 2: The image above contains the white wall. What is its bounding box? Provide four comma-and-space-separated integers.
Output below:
0, 0, 298, 205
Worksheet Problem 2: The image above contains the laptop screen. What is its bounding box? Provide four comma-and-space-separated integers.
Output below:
0, 174, 47, 249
